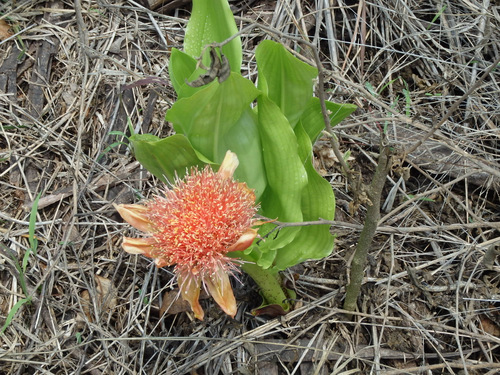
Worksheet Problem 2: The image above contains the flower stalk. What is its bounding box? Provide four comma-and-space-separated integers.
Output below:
241, 262, 291, 314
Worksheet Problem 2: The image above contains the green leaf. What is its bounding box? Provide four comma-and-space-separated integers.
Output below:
169, 48, 217, 99
223, 108, 267, 199
236, 95, 309, 269
235, 245, 278, 270
166, 73, 260, 163
245, 223, 300, 269
272, 122, 335, 270
129, 134, 205, 184
257, 95, 307, 221
1, 297, 31, 334
169, 48, 197, 96
427, 5, 447, 29
5, 246, 29, 296
28, 192, 41, 257
184, 0, 241, 73
365, 82, 377, 96
300, 98, 357, 142
108, 130, 128, 138
166, 73, 266, 197
256, 40, 318, 127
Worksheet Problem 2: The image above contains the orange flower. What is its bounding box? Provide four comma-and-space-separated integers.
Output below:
115, 151, 258, 320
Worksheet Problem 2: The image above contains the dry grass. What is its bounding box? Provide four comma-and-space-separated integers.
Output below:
1, 0, 499, 374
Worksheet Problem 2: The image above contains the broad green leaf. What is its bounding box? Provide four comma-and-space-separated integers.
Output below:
166, 73, 260, 163
233, 222, 300, 270
273, 123, 335, 270
129, 134, 205, 184
223, 108, 267, 199
272, 221, 334, 270
256, 40, 318, 127
169, 48, 197, 96
169, 48, 220, 99
243, 221, 301, 269
233, 245, 278, 270
184, 0, 242, 72
257, 95, 307, 221
236, 95, 308, 269
300, 98, 357, 142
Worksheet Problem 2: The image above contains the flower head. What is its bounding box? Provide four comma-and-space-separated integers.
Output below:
115, 151, 258, 320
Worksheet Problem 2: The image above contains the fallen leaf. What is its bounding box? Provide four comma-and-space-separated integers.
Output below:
0, 19, 13, 42
479, 315, 500, 337
95, 275, 117, 310
160, 288, 209, 317
252, 304, 288, 317
80, 290, 91, 321
80, 275, 117, 322
160, 290, 191, 316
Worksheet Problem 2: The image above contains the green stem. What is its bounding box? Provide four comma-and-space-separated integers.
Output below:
241, 262, 290, 311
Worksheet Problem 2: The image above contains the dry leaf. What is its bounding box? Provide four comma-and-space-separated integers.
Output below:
160, 289, 209, 317
160, 290, 191, 316
479, 315, 500, 337
95, 275, 117, 310
0, 19, 12, 41
252, 304, 288, 317
80, 275, 117, 322
80, 290, 91, 321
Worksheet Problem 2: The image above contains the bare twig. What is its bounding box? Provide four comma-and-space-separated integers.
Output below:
343, 139, 392, 314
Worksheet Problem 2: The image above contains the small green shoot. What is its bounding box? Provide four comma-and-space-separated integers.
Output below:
427, 6, 447, 30
343, 150, 351, 168
109, 130, 129, 138
365, 82, 377, 97
0, 193, 41, 334
18, 192, 41, 286
11, 24, 27, 60
366, 78, 399, 97
98, 131, 129, 161
0, 297, 32, 334
1, 125, 17, 131
378, 78, 399, 95
28, 192, 41, 257
402, 80, 411, 117
7, 250, 28, 297
89, 8, 104, 15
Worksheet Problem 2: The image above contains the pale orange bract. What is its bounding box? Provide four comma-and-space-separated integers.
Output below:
115, 151, 258, 320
